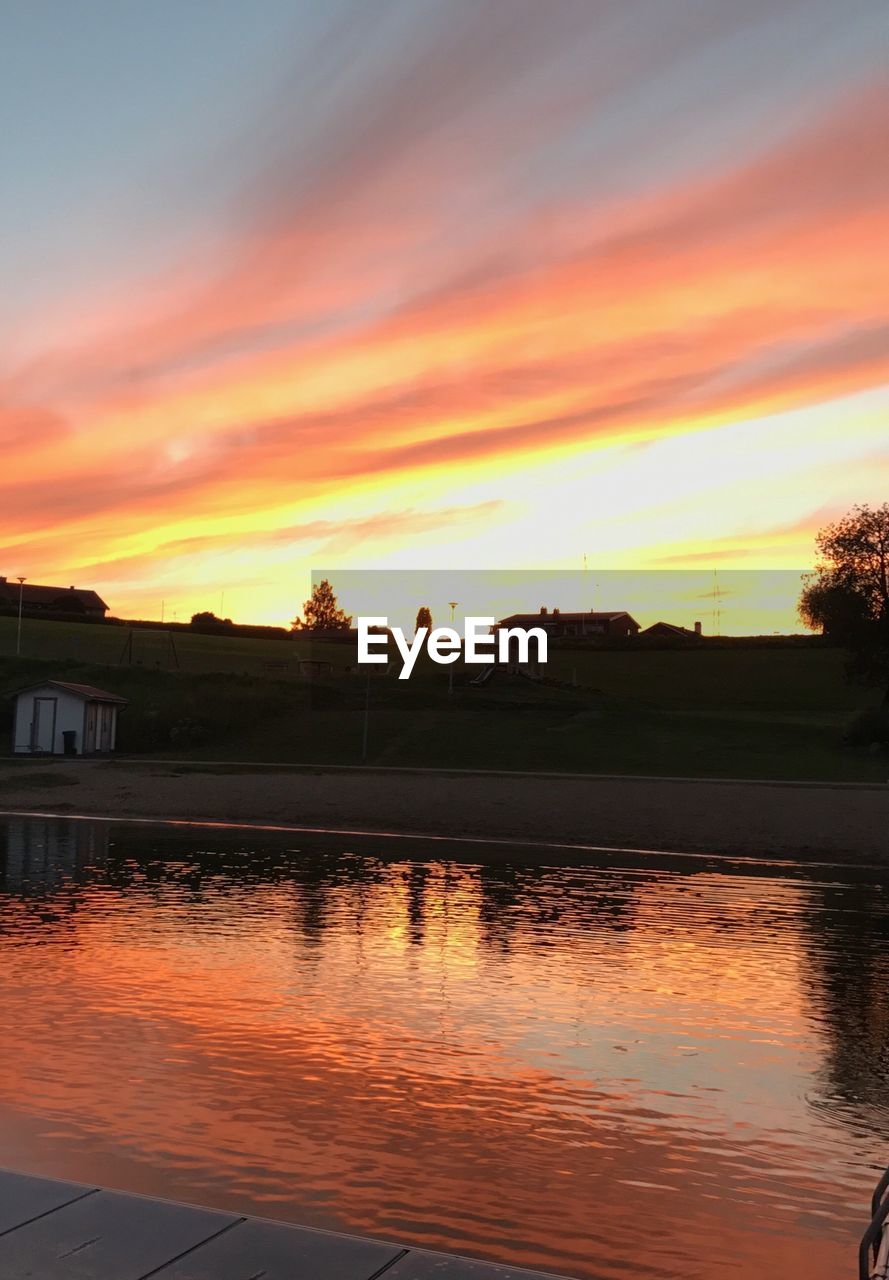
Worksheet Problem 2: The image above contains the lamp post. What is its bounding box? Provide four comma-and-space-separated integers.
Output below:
15, 576, 25, 656
362, 670, 371, 761
448, 600, 458, 698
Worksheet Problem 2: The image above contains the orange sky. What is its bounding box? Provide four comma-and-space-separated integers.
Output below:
1, 2, 887, 627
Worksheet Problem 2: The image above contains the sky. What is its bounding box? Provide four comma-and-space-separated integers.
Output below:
1, 0, 887, 628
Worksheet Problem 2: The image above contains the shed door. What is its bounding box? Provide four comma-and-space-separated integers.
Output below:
31, 698, 56, 753
98, 704, 114, 751
84, 703, 98, 753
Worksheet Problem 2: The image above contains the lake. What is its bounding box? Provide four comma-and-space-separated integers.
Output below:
0, 814, 886, 1278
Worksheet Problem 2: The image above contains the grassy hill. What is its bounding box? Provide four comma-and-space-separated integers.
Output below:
0, 615, 883, 781
0, 615, 306, 674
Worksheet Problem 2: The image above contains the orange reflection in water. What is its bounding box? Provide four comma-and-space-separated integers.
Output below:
0, 819, 884, 1280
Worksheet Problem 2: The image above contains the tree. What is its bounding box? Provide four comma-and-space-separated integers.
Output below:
415, 605, 432, 633
799, 503, 889, 697
292, 579, 352, 631
190, 611, 232, 631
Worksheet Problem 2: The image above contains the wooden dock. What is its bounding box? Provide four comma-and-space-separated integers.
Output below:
0, 1168, 575, 1279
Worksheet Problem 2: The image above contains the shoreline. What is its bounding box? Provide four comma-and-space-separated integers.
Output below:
5, 755, 885, 789
1, 759, 887, 862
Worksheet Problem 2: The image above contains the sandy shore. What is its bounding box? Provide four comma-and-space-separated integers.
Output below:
1, 758, 887, 861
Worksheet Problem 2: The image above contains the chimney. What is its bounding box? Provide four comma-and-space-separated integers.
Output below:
552, 607, 560, 616
540, 606, 548, 615
0, 576, 6, 583
694, 620, 702, 636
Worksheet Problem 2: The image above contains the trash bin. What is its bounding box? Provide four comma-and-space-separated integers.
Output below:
62, 730, 77, 756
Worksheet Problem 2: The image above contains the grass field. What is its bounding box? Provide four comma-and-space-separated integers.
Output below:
0, 615, 305, 673
0, 615, 884, 781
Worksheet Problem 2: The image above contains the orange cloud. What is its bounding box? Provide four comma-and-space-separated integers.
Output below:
2, 52, 886, 619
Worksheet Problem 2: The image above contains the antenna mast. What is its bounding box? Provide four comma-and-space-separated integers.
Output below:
711, 569, 726, 636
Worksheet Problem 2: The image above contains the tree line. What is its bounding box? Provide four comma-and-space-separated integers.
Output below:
191, 503, 889, 719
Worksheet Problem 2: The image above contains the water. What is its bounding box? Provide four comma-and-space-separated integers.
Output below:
0, 815, 886, 1279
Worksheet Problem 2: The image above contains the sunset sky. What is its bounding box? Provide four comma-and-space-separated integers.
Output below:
2, 0, 887, 627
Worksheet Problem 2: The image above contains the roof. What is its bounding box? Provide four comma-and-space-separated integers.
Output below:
640, 621, 698, 636
497, 611, 639, 626
0, 580, 108, 611
7, 680, 128, 704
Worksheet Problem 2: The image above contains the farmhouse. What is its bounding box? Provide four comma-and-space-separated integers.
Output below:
9, 680, 127, 756
495, 608, 640, 639
0, 577, 109, 618
640, 621, 703, 639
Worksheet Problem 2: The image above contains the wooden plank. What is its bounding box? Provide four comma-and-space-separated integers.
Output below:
0, 1170, 94, 1236
150, 1216, 406, 1279
382, 1251, 568, 1279
0, 1188, 239, 1280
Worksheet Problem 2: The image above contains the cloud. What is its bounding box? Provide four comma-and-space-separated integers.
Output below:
649, 505, 846, 566
13, 0, 859, 408
0, 401, 68, 452
2, 3, 886, 613
1, 501, 505, 587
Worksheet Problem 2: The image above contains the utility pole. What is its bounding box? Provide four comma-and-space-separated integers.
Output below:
711, 569, 724, 636
362, 671, 371, 761
448, 601, 458, 698
15, 576, 25, 656
582, 554, 588, 638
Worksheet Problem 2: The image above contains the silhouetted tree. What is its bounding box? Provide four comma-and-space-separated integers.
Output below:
799, 503, 889, 699
190, 611, 232, 632
415, 605, 432, 633
292, 579, 352, 631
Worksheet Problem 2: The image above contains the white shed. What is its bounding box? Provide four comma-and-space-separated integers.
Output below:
10, 680, 128, 756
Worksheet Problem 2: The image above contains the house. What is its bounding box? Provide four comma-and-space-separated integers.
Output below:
9, 681, 128, 756
0, 577, 109, 618
640, 621, 703, 639
495, 608, 640, 639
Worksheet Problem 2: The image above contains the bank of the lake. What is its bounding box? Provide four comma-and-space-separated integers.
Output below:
1, 758, 886, 862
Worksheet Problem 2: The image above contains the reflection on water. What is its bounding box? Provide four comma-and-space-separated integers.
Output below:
0, 816, 886, 1279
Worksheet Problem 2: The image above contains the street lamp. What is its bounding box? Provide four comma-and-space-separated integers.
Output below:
15, 576, 25, 656
448, 601, 458, 698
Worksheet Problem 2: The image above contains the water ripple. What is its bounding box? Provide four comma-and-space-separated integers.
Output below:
0, 816, 886, 1279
